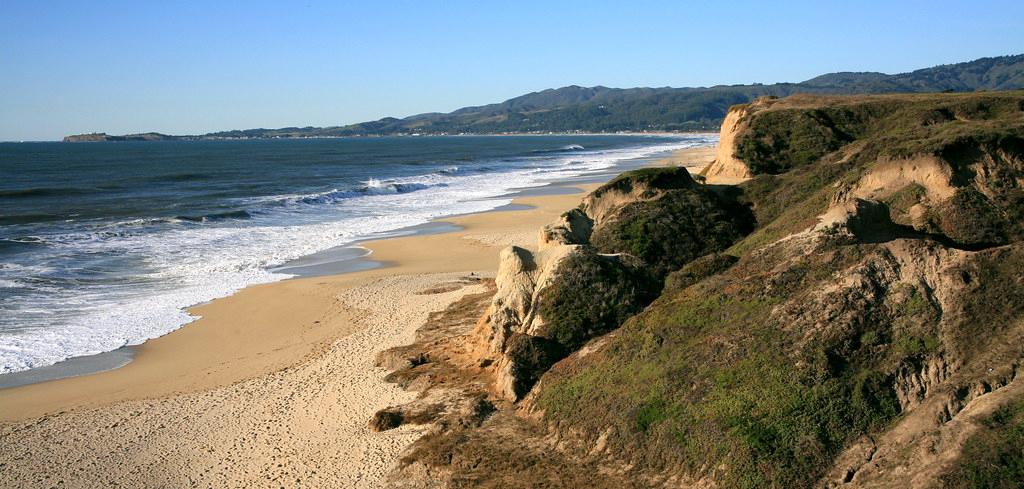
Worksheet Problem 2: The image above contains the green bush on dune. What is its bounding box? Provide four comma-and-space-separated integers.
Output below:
734, 109, 854, 174
591, 191, 750, 279
535, 250, 657, 350
589, 168, 753, 280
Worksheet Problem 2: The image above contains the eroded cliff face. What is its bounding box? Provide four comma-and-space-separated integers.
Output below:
382, 91, 1024, 489
702, 99, 770, 184
474, 244, 580, 401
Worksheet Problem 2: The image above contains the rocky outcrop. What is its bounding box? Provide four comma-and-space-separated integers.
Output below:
473, 242, 586, 400
538, 209, 592, 249
844, 156, 958, 203
476, 166, 751, 402
825, 136, 1024, 249
475, 243, 653, 401
62, 132, 112, 142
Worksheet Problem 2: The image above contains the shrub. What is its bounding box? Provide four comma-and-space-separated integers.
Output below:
536, 250, 658, 350
591, 188, 752, 279
734, 109, 853, 174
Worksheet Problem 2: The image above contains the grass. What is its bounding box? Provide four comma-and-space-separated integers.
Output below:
534, 241, 1024, 488
942, 400, 1024, 489
540, 246, 901, 486
933, 187, 1011, 248
734, 109, 853, 174
536, 92, 1024, 487
663, 253, 738, 294
943, 246, 1024, 360
535, 239, 980, 487
726, 161, 854, 256
398, 90, 1024, 489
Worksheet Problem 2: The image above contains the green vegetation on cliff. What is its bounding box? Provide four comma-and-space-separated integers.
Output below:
589, 167, 754, 278
531, 90, 1024, 488
536, 251, 657, 350
396, 90, 1024, 489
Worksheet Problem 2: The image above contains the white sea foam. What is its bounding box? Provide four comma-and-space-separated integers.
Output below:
0, 136, 716, 374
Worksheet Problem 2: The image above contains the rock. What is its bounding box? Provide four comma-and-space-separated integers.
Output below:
369, 409, 404, 432
474, 243, 582, 401
476, 241, 658, 401
539, 209, 593, 250
495, 333, 568, 400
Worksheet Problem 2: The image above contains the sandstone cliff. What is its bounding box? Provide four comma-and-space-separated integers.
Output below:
701, 99, 764, 184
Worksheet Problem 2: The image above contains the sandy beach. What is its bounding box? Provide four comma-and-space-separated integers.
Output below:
0, 145, 715, 488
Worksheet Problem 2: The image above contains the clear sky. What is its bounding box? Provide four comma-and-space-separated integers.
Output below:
2, 1, 1022, 141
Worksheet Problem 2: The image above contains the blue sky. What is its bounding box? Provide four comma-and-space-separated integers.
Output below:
1, 1, 1022, 140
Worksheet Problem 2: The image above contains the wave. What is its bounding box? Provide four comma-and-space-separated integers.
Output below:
0, 237, 48, 253
0, 187, 92, 199
174, 209, 254, 223
531, 144, 586, 154
439, 166, 459, 174
153, 172, 214, 183
271, 179, 446, 207
0, 136, 717, 374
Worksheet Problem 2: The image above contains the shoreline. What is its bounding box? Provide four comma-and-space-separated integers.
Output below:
0, 143, 703, 391
54, 131, 720, 144
0, 144, 715, 487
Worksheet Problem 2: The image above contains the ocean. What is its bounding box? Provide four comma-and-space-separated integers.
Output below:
0, 134, 712, 376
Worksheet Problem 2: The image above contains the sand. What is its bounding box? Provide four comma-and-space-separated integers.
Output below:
0, 146, 715, 488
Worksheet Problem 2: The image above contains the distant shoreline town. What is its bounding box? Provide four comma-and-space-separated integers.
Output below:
61, 130, 703, 142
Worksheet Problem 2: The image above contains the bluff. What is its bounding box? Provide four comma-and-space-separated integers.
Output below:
373, 90, 1024, 488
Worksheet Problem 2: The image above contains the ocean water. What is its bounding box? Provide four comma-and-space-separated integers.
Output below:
0, 135, 712, 375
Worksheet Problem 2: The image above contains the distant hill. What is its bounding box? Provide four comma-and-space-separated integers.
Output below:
62, 132, 177, 142
64, 54, 1024, 141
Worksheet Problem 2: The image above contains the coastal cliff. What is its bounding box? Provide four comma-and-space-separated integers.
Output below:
375, 90, 1024, 488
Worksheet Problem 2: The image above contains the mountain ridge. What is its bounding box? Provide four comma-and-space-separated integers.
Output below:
63, 54, 1024, 142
